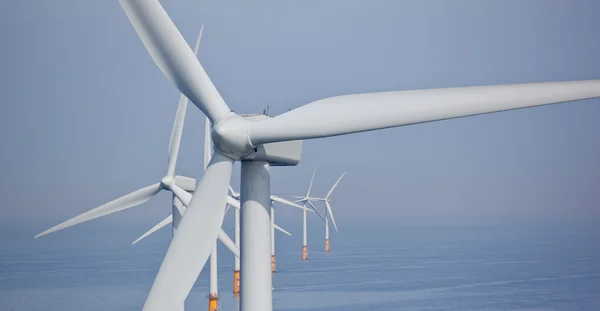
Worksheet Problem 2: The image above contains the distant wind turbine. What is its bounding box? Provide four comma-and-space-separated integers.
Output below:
293, 167, 327, 260
307, 171, 346, 252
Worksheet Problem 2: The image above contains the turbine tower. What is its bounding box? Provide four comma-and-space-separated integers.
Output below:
67, 1, 600, 310
269, 200, 293, 273
205, 117, 219, 311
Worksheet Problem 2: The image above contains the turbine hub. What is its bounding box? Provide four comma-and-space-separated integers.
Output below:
212, 115, 254, 159
161, 176, 175, 187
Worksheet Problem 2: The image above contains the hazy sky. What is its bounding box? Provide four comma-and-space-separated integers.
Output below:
1, 0, 600, 240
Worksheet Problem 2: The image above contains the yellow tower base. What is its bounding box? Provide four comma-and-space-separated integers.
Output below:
271, 255, 276, 273
302, 245, 308, 261
233, 270, 240, 294
208, 293, 219, 311
325, 239, 330, 252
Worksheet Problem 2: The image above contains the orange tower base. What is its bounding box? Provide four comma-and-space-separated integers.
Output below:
271, 255, 276, 273
325, 239, 330, 252
302, 245, 308, 261
233, 270, 240, 294
208, 293, 219, 311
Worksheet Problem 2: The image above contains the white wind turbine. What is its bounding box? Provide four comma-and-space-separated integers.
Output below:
292, 167, 327, 260
86, 1, 600, 310
304, 171, 346, 253
133, 116, 304, 303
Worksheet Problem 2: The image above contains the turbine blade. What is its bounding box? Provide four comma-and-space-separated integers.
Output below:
120, 0, 230, 123
166, 93, 188, 177
247, 80, 600, 144
35, 183, 162, 238
132, 219, 238, 261
228, 185, 240, 199
132, 215, 173, 244
142, 152, 233, 311
271, 195, 314, 212
204, 117, 212, 170
325, 201, 339, 232
166, 27, 203, 177
326, 171, 346, 199
306, 167, 316, 197
218, 229, 240, 258
273, 223, 292, 236
169, 183, 193, 207
227, 195, 240, 210
193, 25, 204, 55
307, 200, 326, 224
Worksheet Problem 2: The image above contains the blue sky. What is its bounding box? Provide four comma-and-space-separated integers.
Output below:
1, 0, 600, 241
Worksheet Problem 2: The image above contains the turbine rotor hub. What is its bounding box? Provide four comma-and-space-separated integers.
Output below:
212, 115, 255, 159
161, 176, 175, 188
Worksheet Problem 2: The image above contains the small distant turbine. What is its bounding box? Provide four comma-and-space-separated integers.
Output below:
307, 171, 346, 252
293, 167, 327, 260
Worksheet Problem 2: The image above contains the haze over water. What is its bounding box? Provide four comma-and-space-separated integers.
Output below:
1, 222, 598, 311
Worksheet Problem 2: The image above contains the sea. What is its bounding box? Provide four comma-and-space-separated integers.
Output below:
1, 223, 598, 311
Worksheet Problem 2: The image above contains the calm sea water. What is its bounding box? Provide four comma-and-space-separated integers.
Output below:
1, 224, 598, 310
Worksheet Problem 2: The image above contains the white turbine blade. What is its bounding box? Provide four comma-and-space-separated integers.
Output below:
132, 218, 239, 260
193, 24, 204, 55
120, 0, 230, 123
204, 117, 212, 170
306, 167, 316, 197
166, 27, 203, 177
325, 201, 339, 232
132, 215, 173, 244
166, 93, 189, 177
248, 80, 600, 145
307, 200, 326, 223
35, 183, 162, 238
271, 195, 314, 212
326, 171, 347, 199
227, 195, 240, 210
218, 229, 240, 258
172, 183, 231, 212
143, 152, 233, 311
169, 183, 193, 207
228, 185, 240, 199
273, 223, 292, 236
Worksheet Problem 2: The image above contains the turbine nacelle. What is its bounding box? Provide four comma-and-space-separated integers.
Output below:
213, 114, 303, 166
